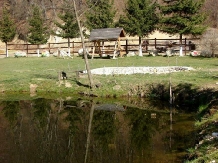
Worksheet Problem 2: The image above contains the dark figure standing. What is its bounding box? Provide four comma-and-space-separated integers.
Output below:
62, 71, 67, 79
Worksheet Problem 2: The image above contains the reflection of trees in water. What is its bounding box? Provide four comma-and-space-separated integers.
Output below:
84, 102, 123, 163
63, 101, 84, 136
1, 100, 22, 163
0, 98, 73, 163
62, 100, 85, 162
32, 99, 63, 161
31, 98, 72, 163
32, 98, 51, 129
0, 98, 195, 163
125, 107, 160, 160
1, 101, 20, 127
92, 110, 116, 149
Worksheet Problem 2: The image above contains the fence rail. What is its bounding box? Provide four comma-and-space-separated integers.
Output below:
6, 38, 200, 57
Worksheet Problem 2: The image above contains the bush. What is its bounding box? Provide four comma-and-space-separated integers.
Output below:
200, 50, 213, 57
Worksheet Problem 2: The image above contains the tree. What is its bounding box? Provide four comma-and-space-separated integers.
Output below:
200, 28, 218, 57
85, 0, 116, 30
117, 0, 158, 56
203, 0, 218, 28
27, 6, 49, 57
159, 0, 207, 55
85, 0, 117, 60
72, 0, 94, 88
54, 5, 80, 55
0, 8, 16, 57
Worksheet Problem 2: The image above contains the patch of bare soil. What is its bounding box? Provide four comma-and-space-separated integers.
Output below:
30, 84, 38, 96
65, 81, 72, 88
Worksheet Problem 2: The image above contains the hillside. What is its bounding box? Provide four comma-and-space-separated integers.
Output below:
0, 0, 216, 44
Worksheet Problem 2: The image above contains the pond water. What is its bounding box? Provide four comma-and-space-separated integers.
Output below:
0, 97, 196, 163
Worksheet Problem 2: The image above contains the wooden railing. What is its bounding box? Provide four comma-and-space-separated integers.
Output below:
7, 38, 200, 57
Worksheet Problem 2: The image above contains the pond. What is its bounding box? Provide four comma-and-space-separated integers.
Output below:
0, 96, 196, 163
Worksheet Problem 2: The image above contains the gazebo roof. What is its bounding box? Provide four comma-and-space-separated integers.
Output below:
89, 28, 126, 41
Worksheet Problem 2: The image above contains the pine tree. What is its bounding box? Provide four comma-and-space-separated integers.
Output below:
159, 0, 207, 45
27, 6, 49, 55
0, 8, 16, 57
85, 0, 116, 30
117, 0, 158, 56
54, 9, 79, 55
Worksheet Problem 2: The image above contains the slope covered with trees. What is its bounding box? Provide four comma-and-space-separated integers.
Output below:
0, 0, 214, 44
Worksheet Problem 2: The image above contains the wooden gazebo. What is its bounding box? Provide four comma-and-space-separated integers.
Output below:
89, 28, 126, 59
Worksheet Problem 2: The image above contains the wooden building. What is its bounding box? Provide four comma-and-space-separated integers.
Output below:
89, 28, 126, 59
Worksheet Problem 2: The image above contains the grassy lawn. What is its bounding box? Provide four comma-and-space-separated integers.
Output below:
1, 55, 217, 162
0, 55, 217, 97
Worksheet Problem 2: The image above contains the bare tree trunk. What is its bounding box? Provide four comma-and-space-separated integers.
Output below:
72, 0, 94, 88
50, 0, 57, 18
41, 0, 47, 19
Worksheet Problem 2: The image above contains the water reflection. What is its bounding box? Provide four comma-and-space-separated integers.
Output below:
0, 98, 195, 163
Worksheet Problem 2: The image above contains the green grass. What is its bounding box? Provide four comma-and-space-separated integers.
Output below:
0, 55, 217, 97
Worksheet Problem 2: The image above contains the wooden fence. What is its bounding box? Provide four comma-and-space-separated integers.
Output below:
7, 38, 200, 57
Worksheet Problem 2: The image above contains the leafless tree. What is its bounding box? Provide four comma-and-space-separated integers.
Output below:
200, 28, 218, 57
72, 0, 94, 88
203, 0, 218, 28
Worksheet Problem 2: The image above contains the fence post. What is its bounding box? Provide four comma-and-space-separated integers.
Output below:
155, 38, 157, 49
48, 43, 51, 54
125, 40, 128, 54
26, 44, 29, 57
37, 44, 40, 57
72, 41, 74, 56
184, 38, 187, 55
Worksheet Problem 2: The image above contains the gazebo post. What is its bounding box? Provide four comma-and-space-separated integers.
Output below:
92, 41, 96, 59
113, 41, 118, 59
97, 41, 101, 57
102, 41, 105, 56
118, 37, 124, 57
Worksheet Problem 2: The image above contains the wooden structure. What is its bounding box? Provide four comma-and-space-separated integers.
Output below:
89, 28, 126, 59
6, 38, 199, 57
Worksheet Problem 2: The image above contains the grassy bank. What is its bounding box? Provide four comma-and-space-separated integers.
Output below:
185, 99, 218, 162
0, 55, 217, 97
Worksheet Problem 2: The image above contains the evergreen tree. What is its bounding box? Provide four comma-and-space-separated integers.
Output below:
117, 0, 158, 56
159, 0, 207, 45
27, 6, 49, 56
54, 9, 79, 55
85, 0, 116, 30
0, 8, 16, 57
